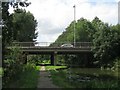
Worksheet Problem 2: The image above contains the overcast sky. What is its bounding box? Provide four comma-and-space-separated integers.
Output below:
10, 0, 119, 43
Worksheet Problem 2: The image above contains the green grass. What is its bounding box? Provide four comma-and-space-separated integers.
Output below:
7, 64, 40, 88
45, 65, 73, 88
47, 66, 119, 88
39, 60, 51, 64
45, 65, 67, 71
69, 68, 119, 77
69, 68, 119, 88
50, 70, 74, 88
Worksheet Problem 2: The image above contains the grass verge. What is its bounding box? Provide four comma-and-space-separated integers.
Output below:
47, 66, 119, 88
46, 65, 72, 88
45, 66, 67, 71
6, 64, 40, 88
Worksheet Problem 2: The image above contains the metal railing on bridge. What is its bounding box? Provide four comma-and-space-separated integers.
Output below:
12, 42, 92, 48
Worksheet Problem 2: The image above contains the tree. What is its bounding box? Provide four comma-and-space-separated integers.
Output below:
2, 2, 12, 45
12, 9, 38, 42
2, 1, 37, 86
2, 1, 31, 45
54, 17, 93, 45
2, 1, 31, 60
75, 18, 93, 42
91, 18, 120, 66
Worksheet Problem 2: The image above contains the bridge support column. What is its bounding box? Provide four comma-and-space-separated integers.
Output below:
50, 52, 57, 66
50, 54, 54, 65
83, 54, 88, 67
22, 53, 28, 64
54, 52, 57, 66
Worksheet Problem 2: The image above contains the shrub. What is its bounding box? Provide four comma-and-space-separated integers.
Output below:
3, 45, 24, 87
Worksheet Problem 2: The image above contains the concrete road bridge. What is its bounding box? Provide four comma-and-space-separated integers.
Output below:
10, 42, 92, 53
8, 42, 93, 65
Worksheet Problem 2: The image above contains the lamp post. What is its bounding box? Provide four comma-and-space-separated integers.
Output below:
118, 1, 120, 24
73, 5, 76, 47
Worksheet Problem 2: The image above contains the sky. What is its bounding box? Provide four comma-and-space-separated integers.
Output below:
9, 0, 120, 43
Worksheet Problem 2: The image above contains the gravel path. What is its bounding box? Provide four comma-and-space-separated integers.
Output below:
37, 66, 59, 88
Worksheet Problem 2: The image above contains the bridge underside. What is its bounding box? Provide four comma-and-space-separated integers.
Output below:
7, 46, 92, 65
21, 47, 92, 65
23, 51, 92, 54
21, 47, 92, 54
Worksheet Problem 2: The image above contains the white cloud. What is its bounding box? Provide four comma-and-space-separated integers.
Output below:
115, 0, 120, 2
25, 0, 118, 43
76, 2, 117, 24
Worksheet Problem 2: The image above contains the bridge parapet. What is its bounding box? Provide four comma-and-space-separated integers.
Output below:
12, 42, 50, 47
12, 42, 93, 48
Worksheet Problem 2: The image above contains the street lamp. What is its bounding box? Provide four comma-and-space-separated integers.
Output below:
73, 5, 76, 47
118, 1, 120, 24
